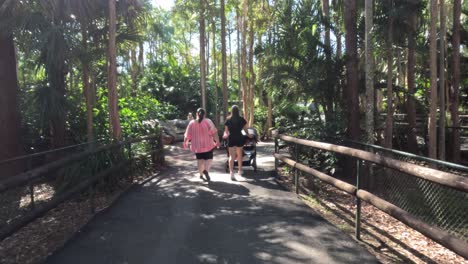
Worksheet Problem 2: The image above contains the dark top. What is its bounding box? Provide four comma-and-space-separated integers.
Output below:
224, 117, 247, 147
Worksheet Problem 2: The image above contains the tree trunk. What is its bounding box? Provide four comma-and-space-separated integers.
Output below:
266, 97, 273, 138
450, 0, 461, 162
332, 0, 343, 109
221, 0, 228, 121
213, 19, 219, 126
49, 67, 67, 149
229, 25, 234, 88
82, 27, 93, 143
199, 0, 207, 109
406, 10, 418, 153
206, 29, 210, 86
108, 0, 122, 140
83, 66, 93, 143
236, 9, 242, 102
322, 0, 334, 123
248, 16, 255, 126
0, 33, 21, 177
428, 0, 438, 159
131, 48, 138, 97
438, 0, 446, 160
364, 0, 374, 144
344, 0, 359, 141
384, 6, 394, 149
138, 42, 144, 70
241, 0, 248, 118
332, 0, 342, 60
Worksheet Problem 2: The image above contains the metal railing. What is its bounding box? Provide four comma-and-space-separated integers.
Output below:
274, 134, 468, 260
0, 134, 164, 240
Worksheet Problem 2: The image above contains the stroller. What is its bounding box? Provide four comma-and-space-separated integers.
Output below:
223, 128, 258, 172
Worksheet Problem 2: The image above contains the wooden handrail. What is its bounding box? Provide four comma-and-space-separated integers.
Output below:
275, 153, 468, 259
347, 139, 468, 173
0, 134, 162, 240
0, 162, 128, 240
0, 141, 98, 166
274, 154, 357, 195
277, 134, 468, 193
275, 134, 468, 259
0, 135, 159, 193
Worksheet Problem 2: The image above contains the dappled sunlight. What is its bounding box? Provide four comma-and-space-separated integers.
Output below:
19, 183, 55, 209
45, 140, 377, 264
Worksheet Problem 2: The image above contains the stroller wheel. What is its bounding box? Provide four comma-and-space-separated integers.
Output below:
253, 158, 257, 172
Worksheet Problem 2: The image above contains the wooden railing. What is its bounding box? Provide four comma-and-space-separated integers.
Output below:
274, 134, 468, 260
0, 134, 163, 240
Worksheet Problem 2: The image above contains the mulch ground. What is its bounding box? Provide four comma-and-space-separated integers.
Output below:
276, 166, 468, 264
0, 169, 160, 264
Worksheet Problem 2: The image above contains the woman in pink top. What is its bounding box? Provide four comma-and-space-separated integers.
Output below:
184, 108, 220, 182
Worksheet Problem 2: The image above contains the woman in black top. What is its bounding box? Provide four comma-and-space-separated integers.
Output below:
223, 105, 251, 180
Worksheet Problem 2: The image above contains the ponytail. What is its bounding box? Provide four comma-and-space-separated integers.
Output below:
196, 108, 206, 123
229, 105, 241, 122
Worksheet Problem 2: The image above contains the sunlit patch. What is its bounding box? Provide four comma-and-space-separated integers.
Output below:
285, 240, 313, 256
255, 252, 273, 261
197, 254, 218, 263
19, 184, 55, 208
219, 209, 243, 215
171, 192, 182, 197
200, 214, 215, 219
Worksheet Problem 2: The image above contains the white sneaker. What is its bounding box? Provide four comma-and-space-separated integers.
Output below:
230, 172, 236, 181
238, 170, 243, 176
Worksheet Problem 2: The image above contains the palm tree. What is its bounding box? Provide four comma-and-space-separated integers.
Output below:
322, 0, 334, 124
0, 28, 21, 177
344, 0, 359, 141
81, 22, 94, 143
108, 0, 122, 140
364, 0, 374, 144
438, 0, 446, 160
450, 0, 461, 162
405, 1, 419, 153
428, 0, 438, 159
199, 0, 207, 109
241, 0, 248, 120
384, 0, 394, 149
220, 0, 228, 121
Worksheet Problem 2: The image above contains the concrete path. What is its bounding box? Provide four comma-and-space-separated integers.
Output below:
45, 143, 378, 264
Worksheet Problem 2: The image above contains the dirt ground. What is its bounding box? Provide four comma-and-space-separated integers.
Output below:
0, 170, 158, 264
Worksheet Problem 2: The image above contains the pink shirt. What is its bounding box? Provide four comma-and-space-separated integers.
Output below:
184, 119, 217, 153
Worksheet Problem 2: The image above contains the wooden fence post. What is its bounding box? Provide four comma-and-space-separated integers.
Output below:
295, 143, 299, 194
274, 137, 279, 171
355, 159, 362, 240
27, 158, 35, 209
127, 142, 133, 182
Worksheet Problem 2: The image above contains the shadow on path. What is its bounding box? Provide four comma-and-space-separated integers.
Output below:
45, 144, 378, 264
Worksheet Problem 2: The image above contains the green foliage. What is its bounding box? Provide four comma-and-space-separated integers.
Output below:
141, 60, 200, 116
93, 89, 179, 140
119, 94, 179, 137
275, 102, 346, 175
252, 104, 267, 135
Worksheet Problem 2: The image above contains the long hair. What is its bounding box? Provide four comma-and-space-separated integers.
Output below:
196, 108, 206, 123
229, 105, 241, 122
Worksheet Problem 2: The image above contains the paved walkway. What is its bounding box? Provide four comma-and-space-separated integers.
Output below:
45, 143, 378, 264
